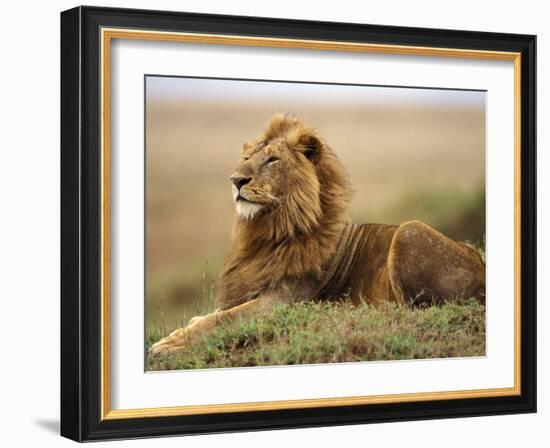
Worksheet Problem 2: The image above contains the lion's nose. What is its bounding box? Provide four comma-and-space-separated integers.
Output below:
230, 175, 252, 189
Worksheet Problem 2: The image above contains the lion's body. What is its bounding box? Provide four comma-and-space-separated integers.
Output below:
150, 114, 485, 355
219, 222, 398, 309
218, 220, 485, 311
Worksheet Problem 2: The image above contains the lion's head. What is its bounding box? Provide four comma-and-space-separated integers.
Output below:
219, 114, 353, 310
229, 113, 353, 241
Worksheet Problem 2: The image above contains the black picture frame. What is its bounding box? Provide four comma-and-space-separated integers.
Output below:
61, 5, 536, 442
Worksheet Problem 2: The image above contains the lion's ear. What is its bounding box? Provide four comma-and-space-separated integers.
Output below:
297, 133, 323, 163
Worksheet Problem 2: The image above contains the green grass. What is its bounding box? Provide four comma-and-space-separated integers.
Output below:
146, 299, 485, 371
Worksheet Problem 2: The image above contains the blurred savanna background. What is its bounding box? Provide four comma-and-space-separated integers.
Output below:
146, 76, 486, 369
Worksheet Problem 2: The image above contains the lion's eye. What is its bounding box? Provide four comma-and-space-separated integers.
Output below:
266, 156, 279, 164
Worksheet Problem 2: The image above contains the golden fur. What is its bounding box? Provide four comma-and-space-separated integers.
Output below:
219, 113, 354, 309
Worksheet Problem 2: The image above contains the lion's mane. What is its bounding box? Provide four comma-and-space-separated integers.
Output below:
218, 114, 353, 310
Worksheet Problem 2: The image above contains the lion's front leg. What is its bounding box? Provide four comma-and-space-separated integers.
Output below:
148, 297, 274, 356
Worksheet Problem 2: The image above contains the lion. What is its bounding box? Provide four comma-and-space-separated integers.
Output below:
149, 113, 485, 355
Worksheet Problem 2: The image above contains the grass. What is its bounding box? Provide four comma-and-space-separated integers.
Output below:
146, 299, 485, 371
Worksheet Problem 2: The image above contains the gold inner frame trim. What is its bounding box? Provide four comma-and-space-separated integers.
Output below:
100, 27, 522, 420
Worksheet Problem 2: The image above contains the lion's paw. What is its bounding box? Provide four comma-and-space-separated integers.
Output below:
148, 327, 189, 356
148, 312, 219, 357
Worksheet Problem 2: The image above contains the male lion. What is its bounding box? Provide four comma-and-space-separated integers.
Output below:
149, 113, 485, 355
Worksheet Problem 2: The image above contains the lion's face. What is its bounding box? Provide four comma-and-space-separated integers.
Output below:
230, 135, 321, 222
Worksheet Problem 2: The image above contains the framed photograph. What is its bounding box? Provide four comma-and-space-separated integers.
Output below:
60, 6, 536, 441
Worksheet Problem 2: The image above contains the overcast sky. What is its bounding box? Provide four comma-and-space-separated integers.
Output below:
146, 75, 486, 107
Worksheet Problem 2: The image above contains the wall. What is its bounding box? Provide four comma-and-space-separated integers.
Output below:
0, 0, 546, 446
